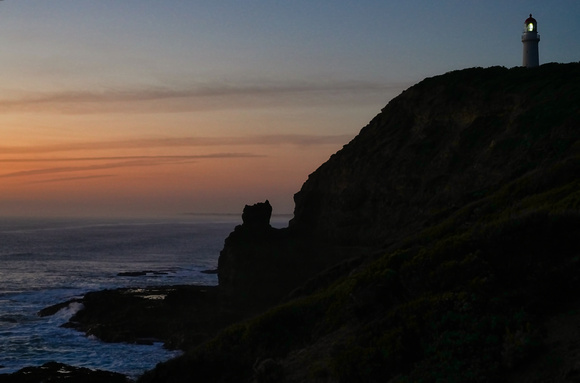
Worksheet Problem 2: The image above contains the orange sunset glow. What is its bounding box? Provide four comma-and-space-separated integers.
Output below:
2, 1, 578, 218
0, 129, 358, 217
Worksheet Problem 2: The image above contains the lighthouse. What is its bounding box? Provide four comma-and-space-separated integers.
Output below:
522, 14, 540, 68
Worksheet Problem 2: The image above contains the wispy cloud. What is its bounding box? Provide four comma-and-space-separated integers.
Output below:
0, 153, 261, 179
0, 153, 263, 162
28, 174, 116, 184
0, 159, 182, 179
0, 153, 266, 180
0, 135, 351, 181
0, 81, 406, 114
0, 135, 352, 155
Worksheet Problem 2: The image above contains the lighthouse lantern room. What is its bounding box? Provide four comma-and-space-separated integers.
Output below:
522, 14, 540, 68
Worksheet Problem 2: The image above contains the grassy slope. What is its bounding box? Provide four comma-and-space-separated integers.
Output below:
140, 65, 580, 383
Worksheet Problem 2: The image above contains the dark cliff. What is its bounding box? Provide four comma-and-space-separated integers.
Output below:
217, 201, 311, 311
142, 63, 580, 383
292, 64, 579, 248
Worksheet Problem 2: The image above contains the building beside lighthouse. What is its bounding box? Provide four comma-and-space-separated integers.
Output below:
522, 14, 540, 68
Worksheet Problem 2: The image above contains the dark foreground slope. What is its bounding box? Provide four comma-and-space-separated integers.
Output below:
141, 63, 580, 383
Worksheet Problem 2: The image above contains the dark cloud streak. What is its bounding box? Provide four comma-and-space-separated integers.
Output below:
0, 152, 267, 179
0, 81, 406, 114
28, 174, 116, 184
0, 153, 263, 162
0, 135, 352, 154
0, 159, 188, 179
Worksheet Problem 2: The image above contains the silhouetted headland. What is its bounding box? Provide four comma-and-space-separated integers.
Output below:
7, 63, 580, 383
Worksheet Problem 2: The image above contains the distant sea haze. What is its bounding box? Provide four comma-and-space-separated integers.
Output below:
0, 216, 243, 378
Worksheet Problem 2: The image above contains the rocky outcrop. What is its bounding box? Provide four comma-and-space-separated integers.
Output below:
241, 200, 273, 230
217, 201, 335, 312
0, 362, 128, 383
49, 285, 239, 351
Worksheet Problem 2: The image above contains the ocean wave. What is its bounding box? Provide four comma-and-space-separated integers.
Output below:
0, 314, 26, 324
0, 252, 37, 258
0, 216, 229, 375
51, 302, 84, 321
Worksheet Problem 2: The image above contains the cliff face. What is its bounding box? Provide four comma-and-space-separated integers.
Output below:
291, 64, 580, 247
218, 201, 295, 311
218, 63, 580, 317
218, 201, 342, 312
143, 64, 580, 383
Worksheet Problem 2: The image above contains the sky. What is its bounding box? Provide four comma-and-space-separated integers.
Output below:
1, 1, 579, 218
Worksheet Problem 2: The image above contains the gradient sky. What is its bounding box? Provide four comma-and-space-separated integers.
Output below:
1, 1, 579, 218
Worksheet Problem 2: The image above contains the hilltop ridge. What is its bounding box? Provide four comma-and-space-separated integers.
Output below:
142, 63, 580, 383
140, 63, 580, 382
291, 64, 580, 247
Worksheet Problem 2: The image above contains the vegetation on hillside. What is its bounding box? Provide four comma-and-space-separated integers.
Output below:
141, 167, 580, 382
140, 64, 580, 383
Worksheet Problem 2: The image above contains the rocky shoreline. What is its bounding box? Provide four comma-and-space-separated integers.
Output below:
39, 284, 240, 350
0, 286, 242, 383
0, 284, 236, 383
0, 201, 288, 382
0, 362, 129, 383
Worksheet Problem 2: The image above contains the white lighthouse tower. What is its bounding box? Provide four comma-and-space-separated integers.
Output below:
522, 14, 540, 68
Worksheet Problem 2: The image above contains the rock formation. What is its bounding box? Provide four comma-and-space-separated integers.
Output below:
218, 201, 335, 312
0, 362, 128, 383
241, 200, 273, 230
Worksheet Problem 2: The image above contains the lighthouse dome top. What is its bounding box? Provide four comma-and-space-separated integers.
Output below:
524, 14, 538, 32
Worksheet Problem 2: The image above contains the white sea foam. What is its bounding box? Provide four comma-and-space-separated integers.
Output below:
52, 302, 85, 321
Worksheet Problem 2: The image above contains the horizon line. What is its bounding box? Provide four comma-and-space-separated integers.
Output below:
183, 212, 293, 217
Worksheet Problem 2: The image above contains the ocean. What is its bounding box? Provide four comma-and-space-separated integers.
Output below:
0, 215, 287, 378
